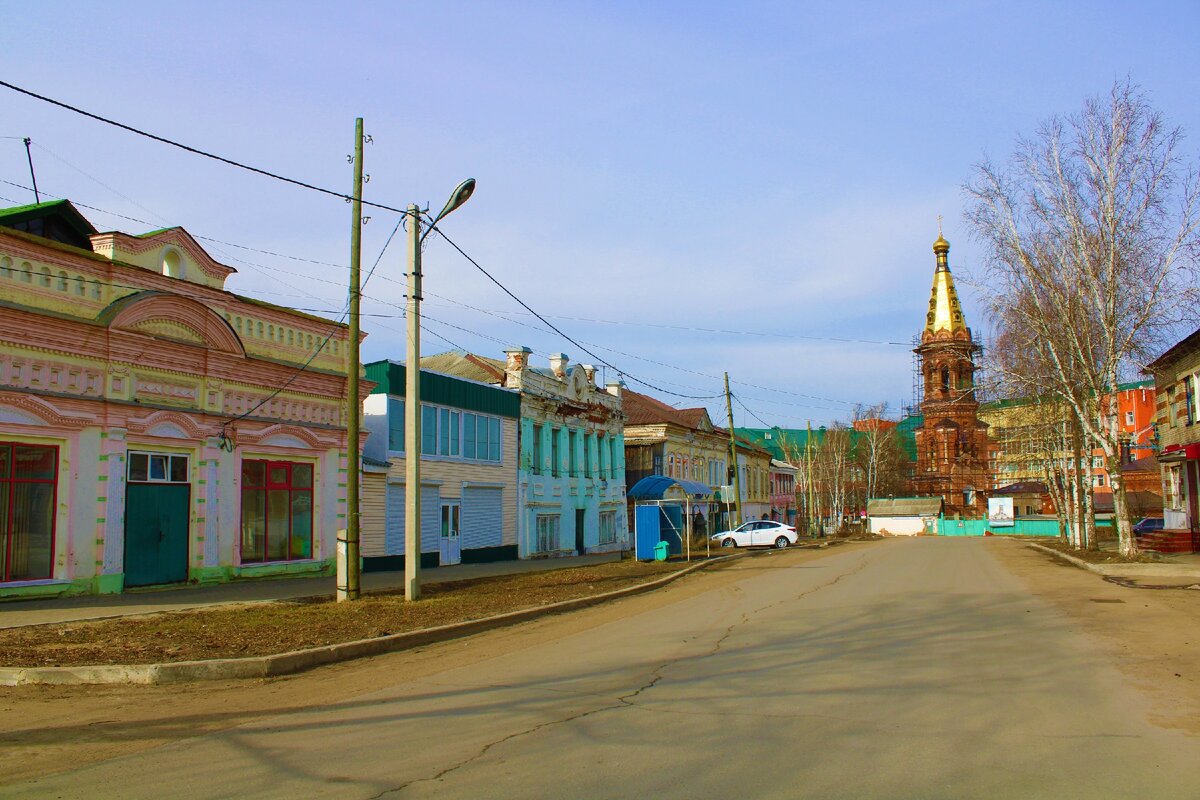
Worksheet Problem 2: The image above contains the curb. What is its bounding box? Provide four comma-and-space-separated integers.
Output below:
1025, 542, 1200, 580
0, 554, 744, 687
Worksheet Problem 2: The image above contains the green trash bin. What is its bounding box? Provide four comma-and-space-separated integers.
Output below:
653, 541, 669, 561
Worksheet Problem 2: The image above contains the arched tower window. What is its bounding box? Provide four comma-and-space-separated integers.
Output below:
941, 366, 950, 393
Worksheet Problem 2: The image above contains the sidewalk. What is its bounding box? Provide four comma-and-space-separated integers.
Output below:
0, 553, 622, 629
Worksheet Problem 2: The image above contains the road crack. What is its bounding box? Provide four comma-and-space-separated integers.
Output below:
370, 553, 869, 797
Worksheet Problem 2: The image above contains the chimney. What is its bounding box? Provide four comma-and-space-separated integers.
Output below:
581, 364, 596, 387
504, 346, 532, 374
605, 380, 624, 398
549, 353, 569, 378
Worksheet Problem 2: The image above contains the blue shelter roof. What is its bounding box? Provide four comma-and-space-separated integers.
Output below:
627, 475, 714, 500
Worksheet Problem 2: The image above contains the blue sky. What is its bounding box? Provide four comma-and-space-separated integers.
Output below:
3, 1, 1198, 426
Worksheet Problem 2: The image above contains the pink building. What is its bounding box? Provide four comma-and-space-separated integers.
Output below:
0, 200, 358, 598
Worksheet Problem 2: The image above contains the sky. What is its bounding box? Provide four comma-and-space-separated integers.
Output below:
3, 1, 1199, 428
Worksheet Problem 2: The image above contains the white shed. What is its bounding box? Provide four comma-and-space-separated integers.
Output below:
867, 497, 943, 536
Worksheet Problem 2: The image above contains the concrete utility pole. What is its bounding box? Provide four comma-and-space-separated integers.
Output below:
724, 372, 743, 528
404, 179, 475, 603
404, 203, 423, 601
338, 117, 365, 603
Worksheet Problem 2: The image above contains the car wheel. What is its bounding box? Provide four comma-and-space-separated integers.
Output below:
774, 536, 789, 549
721, 538, 736, 548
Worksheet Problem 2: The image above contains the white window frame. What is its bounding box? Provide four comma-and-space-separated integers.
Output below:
128, 450, 189, 484
599, 510, 617, 545
536, 514, 560, 552
419, 402, 504, 463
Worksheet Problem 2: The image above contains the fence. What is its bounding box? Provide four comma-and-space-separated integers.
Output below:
936, 515, 1112, 537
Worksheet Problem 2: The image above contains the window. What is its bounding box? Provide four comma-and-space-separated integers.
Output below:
551, 428, 561, 477
599, 511, 617, 545
387, 397, 405, 451
1187, 377, 1196, 426
38, 266, 50, 287
417, 405, 503, 461
241, 460, 313, 562
533, 424, 544, 474
598, 433, 607, 477
422, 405, 438, 455
568, 430, 579, 477
0, 443, 58, 582
1124, 410, 1135, 426
583, 432, 592, 478
536, 514, 560, 552
128, 451, 188, 483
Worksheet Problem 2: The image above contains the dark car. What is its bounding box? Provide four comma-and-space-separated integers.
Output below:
1132, 517, 1164, 534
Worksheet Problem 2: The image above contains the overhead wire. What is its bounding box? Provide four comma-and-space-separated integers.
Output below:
0, 79, 411, 215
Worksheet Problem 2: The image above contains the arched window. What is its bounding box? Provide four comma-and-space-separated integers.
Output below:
667, 454, 675, 477
0, 256, 10, 278
38, 266, 51, 287
56, 271, 68, 291
90, 280, 102, 300
162, 250, 182, 278
75, 276, 85, 296
19, 261, 32, 283
941, 366, 950, 392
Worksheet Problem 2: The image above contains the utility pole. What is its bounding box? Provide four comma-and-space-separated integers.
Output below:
404, 202, 423, 601
806, 420, 815, 536
724, 372, 743, 528
338, 118, 364, 603
22, 138, 39, 203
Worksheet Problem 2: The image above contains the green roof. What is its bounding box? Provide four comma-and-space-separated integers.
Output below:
365, 360, 519, 418
734, 426, 864, 461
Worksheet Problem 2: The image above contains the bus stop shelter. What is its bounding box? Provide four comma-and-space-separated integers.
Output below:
627, 475, 715, 561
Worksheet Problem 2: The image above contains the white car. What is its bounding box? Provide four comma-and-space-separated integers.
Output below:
711, 520, 797, 549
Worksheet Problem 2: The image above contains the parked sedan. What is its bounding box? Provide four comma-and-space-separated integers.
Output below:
1133, 517, 1164, 535
711, 520, 797, 549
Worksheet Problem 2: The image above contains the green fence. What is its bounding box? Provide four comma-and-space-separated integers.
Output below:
937, 517, 1059, 537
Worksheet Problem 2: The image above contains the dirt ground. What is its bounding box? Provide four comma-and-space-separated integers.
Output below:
1, 539, 1196, 787
0, 558, 694, 667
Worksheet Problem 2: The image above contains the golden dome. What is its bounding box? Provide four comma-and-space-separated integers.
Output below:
933, 234, 950, 254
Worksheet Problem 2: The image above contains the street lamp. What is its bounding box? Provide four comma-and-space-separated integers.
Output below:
405, 179, 476, 601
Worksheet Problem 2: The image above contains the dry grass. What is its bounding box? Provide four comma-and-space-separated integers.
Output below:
0, 558, 693, 667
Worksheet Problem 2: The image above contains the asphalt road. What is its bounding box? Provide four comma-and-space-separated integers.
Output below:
6, 538, 1199, 799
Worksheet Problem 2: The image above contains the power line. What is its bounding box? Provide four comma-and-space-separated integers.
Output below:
0, 79, 411, 215
428, 223, 722, 401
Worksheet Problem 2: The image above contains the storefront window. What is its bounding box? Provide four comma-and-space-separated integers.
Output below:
241, 460, 314, 562
1, 443, 58, 582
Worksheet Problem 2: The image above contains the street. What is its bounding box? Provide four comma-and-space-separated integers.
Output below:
3, 538, 1199, 799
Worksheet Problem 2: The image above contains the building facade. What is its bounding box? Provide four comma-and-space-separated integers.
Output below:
911, 233, 991, 516
361, 360, 521, 569
768, 459, 798, 523
420, 348, 627, 557
1146, 328, 1200, 552
0, 200, 356, 598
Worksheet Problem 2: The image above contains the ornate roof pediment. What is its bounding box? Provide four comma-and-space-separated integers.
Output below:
101, 291, 245, 356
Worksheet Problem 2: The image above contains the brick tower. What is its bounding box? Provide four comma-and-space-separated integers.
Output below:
912, 232, 990, 516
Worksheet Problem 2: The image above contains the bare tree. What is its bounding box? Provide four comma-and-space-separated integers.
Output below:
966, 80, 1200, 556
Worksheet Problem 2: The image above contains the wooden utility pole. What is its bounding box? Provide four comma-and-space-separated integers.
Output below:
724, 372, 743, 528
806, 420, 815, 536
338, 117, 364, 602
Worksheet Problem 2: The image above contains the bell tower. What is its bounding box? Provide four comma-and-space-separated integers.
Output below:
912, 232, 991, 516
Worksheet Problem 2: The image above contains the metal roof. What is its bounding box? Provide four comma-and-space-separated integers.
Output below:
866, 497, 943, 517
627, 475, 714, 500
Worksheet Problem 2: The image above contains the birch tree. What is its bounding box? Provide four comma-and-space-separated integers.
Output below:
966, 80, 1200, 556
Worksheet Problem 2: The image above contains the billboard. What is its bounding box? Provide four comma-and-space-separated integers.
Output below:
987, 497, 1015, 527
